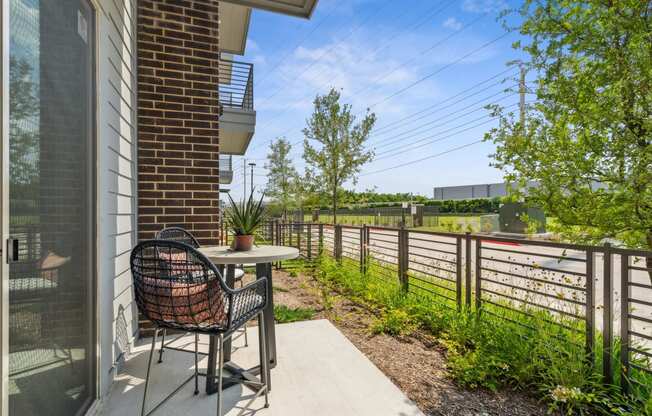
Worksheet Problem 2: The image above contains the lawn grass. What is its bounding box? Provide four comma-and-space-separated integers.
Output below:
301, 214, 485, 232
274, 304, 316, 323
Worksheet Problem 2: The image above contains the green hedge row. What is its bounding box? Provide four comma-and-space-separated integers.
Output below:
422, 197, 501, 213
306, 197, 502, 214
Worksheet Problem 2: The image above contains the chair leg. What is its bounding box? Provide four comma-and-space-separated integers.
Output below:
260, 314, 270, 408
217, 334, 225, 416
240, 280, 249, 348
194, 333, 200, 395
158, 328, 166, 363
141, 328, 160, 416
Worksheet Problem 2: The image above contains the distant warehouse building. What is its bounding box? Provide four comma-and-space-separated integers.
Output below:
432, 181, 539, 200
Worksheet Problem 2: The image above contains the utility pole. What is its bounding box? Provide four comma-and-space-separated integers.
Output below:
243, 158, 247, 197
248, 162, 256, 195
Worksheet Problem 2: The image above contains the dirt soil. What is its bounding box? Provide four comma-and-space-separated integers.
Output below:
244, 267, 547, 416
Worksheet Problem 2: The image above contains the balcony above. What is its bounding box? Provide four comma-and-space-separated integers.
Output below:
220, 58, 256, 155
219, 155, 234, 185
220, 0, 320, 18
219, 3, 252, 55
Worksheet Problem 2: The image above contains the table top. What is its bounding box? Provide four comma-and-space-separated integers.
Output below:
198, 245, 300, 264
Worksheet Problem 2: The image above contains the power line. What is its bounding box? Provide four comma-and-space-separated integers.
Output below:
360, 140, 485, 177
369, 89, 518, 148
373, 110, 503, 161
251, 91, 511, 161
255, 0, 395, 110
353, 12, 488, 99
370, 68, 516, 134
255, 0, 454, 135
374, 114, 497, 160
274, 83, 518, 159
252, 7, 487, 148
253, 0, 340, 89
367, 31, 512, 110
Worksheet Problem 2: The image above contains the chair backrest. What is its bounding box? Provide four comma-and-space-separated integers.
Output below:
130, 240, 230, 332
156, 227, 201, 248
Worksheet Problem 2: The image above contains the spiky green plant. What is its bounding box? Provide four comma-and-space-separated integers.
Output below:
225, 190, 266, 236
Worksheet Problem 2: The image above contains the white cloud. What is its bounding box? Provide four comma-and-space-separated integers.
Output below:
443, 17, 463, 31
247, 39, 261, 52
246, 22, 505, 189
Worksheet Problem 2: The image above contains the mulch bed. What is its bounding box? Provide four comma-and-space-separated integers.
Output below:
244, 267, 547, 416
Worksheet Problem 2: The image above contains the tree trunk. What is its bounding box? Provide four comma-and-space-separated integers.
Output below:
332, 193, 337, 225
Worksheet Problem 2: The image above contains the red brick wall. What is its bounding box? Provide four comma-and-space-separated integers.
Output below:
137, 0, 221, 245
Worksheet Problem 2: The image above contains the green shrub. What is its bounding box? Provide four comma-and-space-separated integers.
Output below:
371, 309, 417, 336
310, 255, 650, 416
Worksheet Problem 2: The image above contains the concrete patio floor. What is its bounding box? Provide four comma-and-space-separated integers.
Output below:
104, 319, 424, 416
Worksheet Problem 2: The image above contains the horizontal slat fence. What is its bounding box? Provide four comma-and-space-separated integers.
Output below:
255, 220, 652, 397
618, 249, 652, 396
407, 230, 462, 310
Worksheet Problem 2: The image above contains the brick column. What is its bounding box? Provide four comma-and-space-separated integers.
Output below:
137, 0, 220, 245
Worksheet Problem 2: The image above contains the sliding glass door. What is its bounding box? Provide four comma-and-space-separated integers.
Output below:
7, 0, 95, 414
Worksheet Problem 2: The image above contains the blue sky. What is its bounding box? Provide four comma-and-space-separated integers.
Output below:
231, 0, 528, 199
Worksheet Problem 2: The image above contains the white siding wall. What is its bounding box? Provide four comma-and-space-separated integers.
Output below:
96, 0, 138, 397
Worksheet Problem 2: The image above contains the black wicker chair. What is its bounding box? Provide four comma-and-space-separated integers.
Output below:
155, 227, 249, 355
156, 227, 201, 248
131, 240, 269, 416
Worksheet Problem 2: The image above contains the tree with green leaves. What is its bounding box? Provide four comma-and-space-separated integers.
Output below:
486, 1, 652, 265
303, 88, 376, 223
290, 171, 314, 213
10, 56, 39, 186
264, 138, 298, 219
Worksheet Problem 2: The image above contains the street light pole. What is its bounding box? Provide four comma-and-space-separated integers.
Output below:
248, 162, 256, 196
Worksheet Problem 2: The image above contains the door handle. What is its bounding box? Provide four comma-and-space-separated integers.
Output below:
6, 238, 19, 263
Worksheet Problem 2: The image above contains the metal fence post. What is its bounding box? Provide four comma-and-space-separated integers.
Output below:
318, 224, 324, 257
398, 226, 409, 293
335, 224, 342, 262
307, 224, 312, 260
456, 235, 462, 310
360, 226, 366, 273
620, 253, 630, 394
475, 238, 482, 313
603, 243, 613, 384
275, 220, 281, 270
276, 220, 281, 246
585, 248, 595, 366
297, 222, 302, 254
465, 232, 472, 309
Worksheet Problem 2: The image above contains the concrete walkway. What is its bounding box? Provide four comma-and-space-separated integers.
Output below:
104, 319, 424, 416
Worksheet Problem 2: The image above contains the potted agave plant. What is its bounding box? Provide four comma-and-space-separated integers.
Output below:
225, 190, 266, 251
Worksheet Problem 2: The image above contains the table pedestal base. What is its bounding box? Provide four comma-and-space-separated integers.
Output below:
205, 263, 276, 395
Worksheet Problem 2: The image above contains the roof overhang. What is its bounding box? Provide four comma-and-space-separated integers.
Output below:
219, 2, 252, 55
219, 0, 319, 19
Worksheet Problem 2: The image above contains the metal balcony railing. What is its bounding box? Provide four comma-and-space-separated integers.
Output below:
219, 154, 232, 172
219, 59, 253, 110
219, 155, 233, 184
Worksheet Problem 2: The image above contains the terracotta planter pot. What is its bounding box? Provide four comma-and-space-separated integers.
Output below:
233, 234, 254, 251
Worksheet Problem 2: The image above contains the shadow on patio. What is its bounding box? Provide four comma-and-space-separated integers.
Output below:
105, 319, 423, 416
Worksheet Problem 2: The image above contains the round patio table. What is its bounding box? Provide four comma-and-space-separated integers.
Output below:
197, 245, 299, 394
